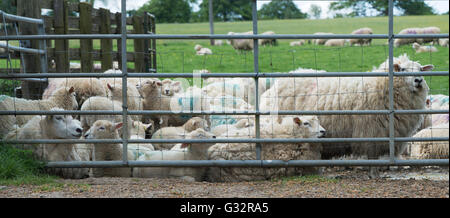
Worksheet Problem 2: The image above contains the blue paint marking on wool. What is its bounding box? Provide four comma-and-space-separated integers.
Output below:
210, 115, 237, 128
178, 96, 195, 121
0, 95, 10, 103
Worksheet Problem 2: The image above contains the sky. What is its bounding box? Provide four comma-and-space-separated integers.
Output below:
95, 0, 449, 19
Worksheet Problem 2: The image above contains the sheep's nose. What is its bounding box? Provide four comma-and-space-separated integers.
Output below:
414, 78, 423, 83
76, 128, 83, 133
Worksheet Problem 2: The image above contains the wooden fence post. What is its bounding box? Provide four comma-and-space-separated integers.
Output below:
79, 2, 93, 73
99, 8, 113, 71
16, 0, 44, 99
53, 0, 69, 73
133, 15, 145, 73
115, 12, 123, 71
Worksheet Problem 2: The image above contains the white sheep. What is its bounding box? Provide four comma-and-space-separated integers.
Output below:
259, 31, 277, 46
418, 26, 441, 44
5, 108, 88, 179
409, 123, 449, 159
194, 44, 213, 55
372, 53, 435, 73
169, 86, 211, 126
161, 79, 183, 96
42, 78, 107, 108
128, 121, 155, 157
103, 79, 143, 122
84, 120, 133, 177
227, 31, 253, 51
151, 117, 210, 150
349, 27, 373, 46
290, 40, 306, 46
324, 39, 346, 47
79, 96, 134, 138
394, 27, 441, 47
412, 42, 438, 53
212, 118, 254, 137
0, 87, 78, 138
136, 78, 170, 127
213, 40, 223, 46
260, 54, 433, 178
207, 116, 326, 182
312, 32, 333, 45
439, 38, 449, 47
132, 128, 217, 182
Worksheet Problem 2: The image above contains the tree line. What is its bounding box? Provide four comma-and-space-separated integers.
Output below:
0, 0, 445, 23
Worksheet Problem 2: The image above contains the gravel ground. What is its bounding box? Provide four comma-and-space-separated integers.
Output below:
0, 166, 448, 198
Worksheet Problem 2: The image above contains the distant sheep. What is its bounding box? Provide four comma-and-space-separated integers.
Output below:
151, 117, 209, 150
312, 32, 333, 45
439, 38, 449, 47
394, 27, 441, 47
409, 123, 449, 159
259, 31, 277, 46
260, 54, 433, 178
213, 40, 223, 46
0, 87, 77, 138
227, 31, 253, 51
5, 108, 88, 179
194, 44, 213, 55
412, 42, 438, 53
207, 116, 326, 182
324, 39, 346, 47
349, 27, 373, 46
290, 40, 306, 46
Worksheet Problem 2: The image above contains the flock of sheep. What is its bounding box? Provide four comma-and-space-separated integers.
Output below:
1, 51, 448, 181
187, 27, 449, 56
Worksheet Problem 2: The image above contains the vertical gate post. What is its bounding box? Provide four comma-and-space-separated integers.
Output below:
16, 0, 44, 99
209, 0, 214, 46
79, 2, 93, 73
251, 0, 261, 160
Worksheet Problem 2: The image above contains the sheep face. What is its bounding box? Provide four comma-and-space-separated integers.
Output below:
402, 76, 430, 94
180, 128, 216, 151
130, 120, 154, 138
45, 112, 83, 139
184, 117, 209, 132
290, 116, 326, 138
161, 79, 182, 96
85, 120, 123, 139
194, 44, 202, 51
136, 79, 162, 97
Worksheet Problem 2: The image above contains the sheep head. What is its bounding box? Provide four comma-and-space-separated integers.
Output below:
84, 120, 123, 139
43, 107, 83, 139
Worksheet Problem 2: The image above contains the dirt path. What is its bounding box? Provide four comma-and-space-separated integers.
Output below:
1, 167, 448, 198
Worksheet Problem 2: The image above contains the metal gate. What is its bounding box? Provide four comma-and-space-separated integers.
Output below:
0, 0, 448, 170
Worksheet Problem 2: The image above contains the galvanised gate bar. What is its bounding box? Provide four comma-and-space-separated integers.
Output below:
0, 0, 449, 169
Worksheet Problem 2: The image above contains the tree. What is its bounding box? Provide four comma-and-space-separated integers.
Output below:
137, 0, 192, 23
308, 4, 322, 19
197, 0, 252, 22
329, 0, 435, 17
258, 0, 307, 20
0, 0, 17, 14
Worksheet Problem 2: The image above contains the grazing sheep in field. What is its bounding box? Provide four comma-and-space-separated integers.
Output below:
324, 39, 346, 47
213, 40, 223, 46
349, 27, 373, 46
394, 27, 441, 47
0, 87, 78, 138
227, 31, 253, 51
260, 54, 433, 178
84, 120, 132, 177
5, 108, 88, 179
207, 116, 326, 182
439, 38, 449, 47
409, 123, 449, 159
290, 40, 306, 46
161, 79, 183, 96
194, 44, 213, 55
42, 78, 107, 108
312, 32, 333, 45
151, 117, 210, 150
259, 31, 277, 46
412, 42, 438, 53
133, 128, 217, 182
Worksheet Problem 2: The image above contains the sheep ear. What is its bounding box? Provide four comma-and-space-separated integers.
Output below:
420, 64, 434, 71
393, 64, 400, 72
107, 83, 113, 91
115, 122, 123, 130
293, 117, 302, 125
180, 143, 190, 148
68, 86, 75, 93
191, 119, 197, 126
173, 81, 181, 86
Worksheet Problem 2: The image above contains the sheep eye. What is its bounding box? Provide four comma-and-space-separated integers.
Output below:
55, 116, 63, 121
99, 127, 105, 130
400, 68, 406, 72
303, 122, 310, 126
